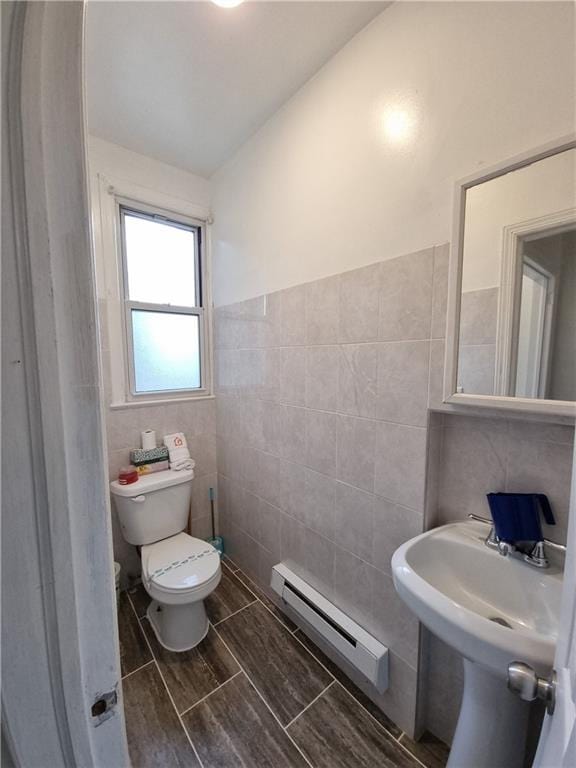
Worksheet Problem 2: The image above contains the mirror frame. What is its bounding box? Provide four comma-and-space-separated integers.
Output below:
445, 134, 576, 418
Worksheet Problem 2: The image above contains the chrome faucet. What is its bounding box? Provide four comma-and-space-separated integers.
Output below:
466, 513, 565, 569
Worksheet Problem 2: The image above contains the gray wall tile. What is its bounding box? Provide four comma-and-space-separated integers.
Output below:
214, 242, 575, 746
458, 344, 496, 395
339, 263, 380, 343
280, 405, 307, 463
280, 285, 307, 346
376, 340, 430, 427
459, 287, 498, 345
431, 244, 449, 339
334, 548, 373, 631
306, 346, 340, 411
306, 410, 338, 477
280, 347, 306, 405
369, 567, 420, 669
336, 415, 377, 492
372, 498, 423, 575
334, 482, 375, 562
338, 343, 378, 418
379, 248, 433, 341
374, 422, 427, 511
437, 415, 508, 522
302, 469, 336, 538
428, 339, 445, 410
306, 275, 340, 345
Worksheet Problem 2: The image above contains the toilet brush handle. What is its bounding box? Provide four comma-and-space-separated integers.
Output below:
209, 487, 215, 540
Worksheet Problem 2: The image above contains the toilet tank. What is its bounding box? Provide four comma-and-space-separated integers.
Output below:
110, 469, 194, 545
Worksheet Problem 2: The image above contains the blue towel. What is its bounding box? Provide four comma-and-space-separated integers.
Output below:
486, 493, 555, 543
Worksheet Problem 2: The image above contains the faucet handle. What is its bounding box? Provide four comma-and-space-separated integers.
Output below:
524, 540, 549, 568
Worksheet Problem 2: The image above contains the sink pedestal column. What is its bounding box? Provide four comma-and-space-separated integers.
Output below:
448, 659, 531, 768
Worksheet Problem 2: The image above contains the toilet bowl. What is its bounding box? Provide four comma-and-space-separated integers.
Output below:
142, 532, 221, 651
110, 468, 221, 652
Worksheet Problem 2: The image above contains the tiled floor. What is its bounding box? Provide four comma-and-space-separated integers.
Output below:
119, 559, 449, 768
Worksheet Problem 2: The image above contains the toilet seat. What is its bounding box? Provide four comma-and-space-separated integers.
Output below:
142, 533, 221, 603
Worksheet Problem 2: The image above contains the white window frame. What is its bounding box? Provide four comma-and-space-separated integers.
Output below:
94, 173, 214, 407
118, 201, 207, 397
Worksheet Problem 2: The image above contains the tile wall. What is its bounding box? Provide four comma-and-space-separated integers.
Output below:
214, 244, 450, 735
457, 287, 498, 395
213, 240, 575, 742
98, 300, 217, 585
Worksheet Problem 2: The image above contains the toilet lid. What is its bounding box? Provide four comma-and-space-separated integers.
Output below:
142, 533, 220, 593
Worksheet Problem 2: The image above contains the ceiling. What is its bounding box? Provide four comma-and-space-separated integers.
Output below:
85, 1, 388, 177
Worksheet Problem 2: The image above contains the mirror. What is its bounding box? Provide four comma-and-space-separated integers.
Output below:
452, 143, 576, 410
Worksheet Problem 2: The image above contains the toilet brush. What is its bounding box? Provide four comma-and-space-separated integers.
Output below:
206, 487, 224, 556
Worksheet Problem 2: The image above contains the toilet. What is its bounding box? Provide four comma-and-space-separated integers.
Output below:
110, 469, 221, 652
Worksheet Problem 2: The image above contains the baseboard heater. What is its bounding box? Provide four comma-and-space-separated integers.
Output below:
271, 563, 389, 693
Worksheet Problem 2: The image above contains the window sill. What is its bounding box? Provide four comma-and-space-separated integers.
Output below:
108, 394, 215, 411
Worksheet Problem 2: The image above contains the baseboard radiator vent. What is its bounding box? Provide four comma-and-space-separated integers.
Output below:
271, 563, 389, 692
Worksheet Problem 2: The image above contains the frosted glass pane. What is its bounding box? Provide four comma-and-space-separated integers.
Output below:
124, 213, 197, 306
132, 310, 201, 392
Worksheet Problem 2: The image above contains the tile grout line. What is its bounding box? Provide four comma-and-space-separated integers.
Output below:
284, 680, 336, 730
230, 571, 414, 743
333, 681, 428, 768
217, 337, 436, 353
125, 591, 207, 768
121, 659, 154, 681
397, 734, 435, 768
290, 628, 409, 745
394, 738, 429, 768
231, 570, 301, 635
213, 574, 345, 688
128, 583, 430, 768
219, 470, 424, 517
231, 570, 437, 762
212, 599, 257, 626
179, 670, 242, 717
209, 620, 316, 768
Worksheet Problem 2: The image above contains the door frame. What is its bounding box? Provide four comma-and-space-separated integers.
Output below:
534, 440, 576, 766
494, 208, 575, 397
2, 2, 128, 765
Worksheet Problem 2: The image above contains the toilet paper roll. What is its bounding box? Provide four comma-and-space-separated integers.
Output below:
141, 429, 156, 450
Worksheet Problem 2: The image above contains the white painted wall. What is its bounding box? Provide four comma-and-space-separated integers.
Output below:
211, 1, 575, 307
88, 135, 210, 209
88, 135, 210, 300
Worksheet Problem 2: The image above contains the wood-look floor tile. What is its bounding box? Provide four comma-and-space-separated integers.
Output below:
234, 568, 297, 632
222, 555, 240, 572
294, 629, 401, 738
183, 672, 308, 768
288, 682, 421, 768
142, 619, 239, 714
127, 583, 150, 619
216, 601, 332, 726
118, 592, 152, 677
122, 663, 200, 768
400, 732, 450, 768
205, 567, 256, 624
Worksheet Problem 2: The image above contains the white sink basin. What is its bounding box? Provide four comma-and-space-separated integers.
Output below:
392, 520, 564, 768
392, 519, 563, 677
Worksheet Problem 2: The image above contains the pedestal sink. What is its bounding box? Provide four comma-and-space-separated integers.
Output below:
392, 520, 563, 768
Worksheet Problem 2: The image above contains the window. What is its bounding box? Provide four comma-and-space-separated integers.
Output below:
119, 205, 206, 396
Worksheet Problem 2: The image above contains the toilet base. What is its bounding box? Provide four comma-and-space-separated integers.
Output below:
146, 598, 209, 652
